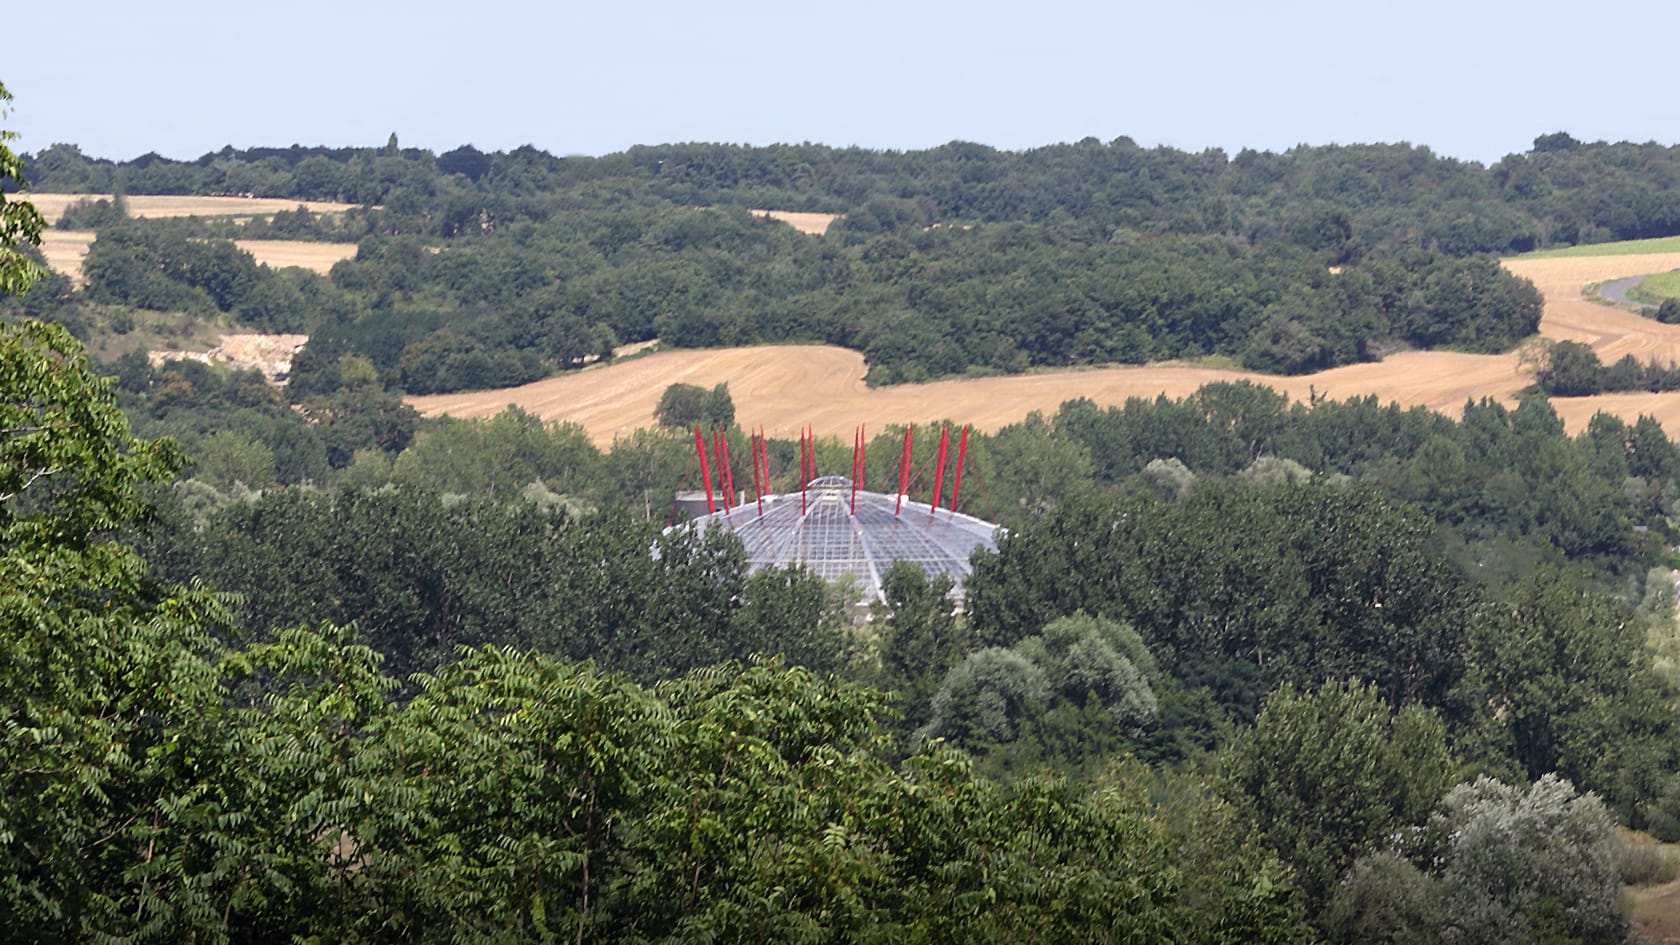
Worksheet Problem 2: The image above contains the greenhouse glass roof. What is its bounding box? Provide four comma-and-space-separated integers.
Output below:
671, 475, 1001, 604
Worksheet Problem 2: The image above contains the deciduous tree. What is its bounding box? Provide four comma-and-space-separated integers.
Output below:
1221, 681, 1453, 912
0, 82, 44, 296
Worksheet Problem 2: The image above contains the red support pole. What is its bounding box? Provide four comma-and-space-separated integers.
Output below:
852, 424, 865, 514
930, 424, 951, 516
693, 426, 716, 514
758, 427, 769, 508
849, 426, 860, 515
949, 425, 970, 513
719, 429, 736, 511
712, 429, 730, 512
895, 426, 914, 515
751, 432, 765, 516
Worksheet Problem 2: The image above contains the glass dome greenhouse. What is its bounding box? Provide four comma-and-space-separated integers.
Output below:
671, 475, 1001, 605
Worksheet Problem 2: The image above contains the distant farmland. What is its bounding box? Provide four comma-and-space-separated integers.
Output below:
25, 193, 362, 282
36, 231, 96, 284
230, 240, 357, 274
24, 193, 359, 224
36, 233, 356, 283
752, 210, 840, 234
410, 252, 1680, 446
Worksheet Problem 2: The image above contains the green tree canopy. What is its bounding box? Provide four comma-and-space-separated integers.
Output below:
0, 82, 44, 296
654, 381, 734, 429
1534, 339, 1604, 396
1220, 680, 1454, 914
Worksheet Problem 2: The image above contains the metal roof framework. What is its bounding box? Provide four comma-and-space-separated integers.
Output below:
672, 475, 1001, 604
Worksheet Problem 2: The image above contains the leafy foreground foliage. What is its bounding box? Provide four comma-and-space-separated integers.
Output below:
1323, 774, 1626, 945
1225, 683, 1633, 945
1, 317, 1315, 942
0, 308, 1658, 943
0, 82, 44, 296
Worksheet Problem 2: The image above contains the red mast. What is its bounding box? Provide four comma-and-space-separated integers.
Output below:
929, 424, 951, 516
693, 426, 716, 514
895, 426, 914, 516
712, 429, 731, 512
723, 429, 739, 511
850, 425, 863, 515
758, 427, 769, 513
750, 430, 765, 516
949, 425, 970, 512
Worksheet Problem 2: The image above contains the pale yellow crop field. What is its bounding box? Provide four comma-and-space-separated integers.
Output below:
35, 232, 357, 281
232, 240, 358, 274
23, 193, 358, 225
23, 193, 361, 281
752, 210, 840, 234
37, 230, 97, 285
410, 252, 1680, 448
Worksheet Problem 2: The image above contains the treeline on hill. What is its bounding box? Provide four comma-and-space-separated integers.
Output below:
1534, 336, 1680, 396
5, 193, 1544, 391
33, 132, 1680, 392
23, 131, 1680, 252
13, 132, 1680, 941
10, 317, 1678, 943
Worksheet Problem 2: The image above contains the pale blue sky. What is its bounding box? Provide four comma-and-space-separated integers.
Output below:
6, 0, 1677, 165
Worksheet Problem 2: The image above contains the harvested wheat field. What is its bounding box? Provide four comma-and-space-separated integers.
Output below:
23, 193, 359, 225
752, 210, 840, 234
33, 231, 358, 281
409, 252, 1680, 447
232, 240, 358, 274
24, 193, 362, 281
37, 230, 96, 285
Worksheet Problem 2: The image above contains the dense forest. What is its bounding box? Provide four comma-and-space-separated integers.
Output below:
13, 75, 1680, 941
17, 315, 1680, 944
23, 130, 1680, 251
34, 130, 1680, 392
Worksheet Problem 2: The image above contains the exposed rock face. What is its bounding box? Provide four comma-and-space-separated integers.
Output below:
150, 333, 308, 382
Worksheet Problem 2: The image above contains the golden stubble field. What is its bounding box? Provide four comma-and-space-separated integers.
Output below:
228, 240, 357, 274
26, 194, 361, 283
410, 252, 1680, 447
752, 210, 840, 235
38, 233, 355, 283
24, 193, 359, 224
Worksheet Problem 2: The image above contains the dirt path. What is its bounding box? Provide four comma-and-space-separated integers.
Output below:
409, 253, 1680, 447
1631, 876, 1680, 943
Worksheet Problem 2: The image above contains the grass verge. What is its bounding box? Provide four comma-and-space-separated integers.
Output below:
1630, 270, 1680, 305
1513, 236, 1680, 259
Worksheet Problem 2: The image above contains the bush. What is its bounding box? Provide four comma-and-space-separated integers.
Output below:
56, 195, 127, 230
1535, 340, 1603, 396
1431, 775, 1626, 945
1617, 831, 1680, 886
1646, 774, 1680, 842
654, 381, 733, 429
1322, 853, 1442, 945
